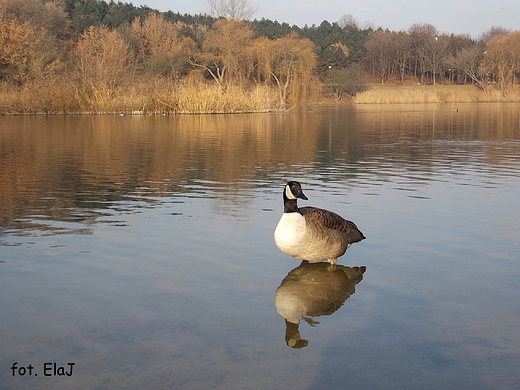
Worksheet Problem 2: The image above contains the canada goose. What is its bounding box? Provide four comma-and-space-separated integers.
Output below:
275, 262, 366, 347
274, 181, 365, 266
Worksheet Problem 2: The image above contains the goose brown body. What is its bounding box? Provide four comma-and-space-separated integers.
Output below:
274, 181, 365, 265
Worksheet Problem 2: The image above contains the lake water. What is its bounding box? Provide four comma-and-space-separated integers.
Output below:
1, 104, 520, 390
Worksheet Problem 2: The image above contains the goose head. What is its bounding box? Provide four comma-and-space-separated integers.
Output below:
283, 181, 308, 213
284, 181, 308, 201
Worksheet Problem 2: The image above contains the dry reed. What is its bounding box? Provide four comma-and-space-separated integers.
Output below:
3, 81, 520, 114
0, 78, 283, 115
0, 80, 81, 114
352, 84, 520, 104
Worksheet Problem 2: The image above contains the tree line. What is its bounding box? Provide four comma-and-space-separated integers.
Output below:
363, 24, 519, 90
0, 0, 519, 112
0, 0, 322, 107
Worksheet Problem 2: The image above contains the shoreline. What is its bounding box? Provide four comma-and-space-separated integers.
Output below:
1, 84, 519, 116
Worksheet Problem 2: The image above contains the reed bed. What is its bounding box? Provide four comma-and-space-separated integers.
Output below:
0, 81, 79, 114
163, 82, 281, 114
0, 79, 283, 115
352, 84, 520, 104
3, 81, 520, 114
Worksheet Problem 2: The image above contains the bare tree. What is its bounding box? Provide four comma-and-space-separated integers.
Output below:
364, 30, 395, 84
391, 31, 411, 84
408, 23, 438, 83
444, 33, 474, 83
338, 14, 358, 29
206, 0, 257, 20
479, 26, 512, 45
451, 46, 486, 89
421, 34, 450, 84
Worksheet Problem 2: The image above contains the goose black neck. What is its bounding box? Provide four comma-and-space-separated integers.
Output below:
283, 193, 300, 213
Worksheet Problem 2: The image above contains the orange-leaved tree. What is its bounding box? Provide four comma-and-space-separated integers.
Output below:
255, 32, 317, 105
130, 13, 195, 79
188, 19, 254, 89
481, 31, 520, 89
0, 3, 55, 84
72, 25, 133, 94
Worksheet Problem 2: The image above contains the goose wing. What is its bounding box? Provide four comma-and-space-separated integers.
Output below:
299, 206, 366, 244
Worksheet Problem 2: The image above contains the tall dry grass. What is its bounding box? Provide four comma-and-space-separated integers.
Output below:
352, 84, 520, 104
4, 81, 520, 114
159, 81, 282, 114
0, 78, 283, 115
0, 80, 81, 114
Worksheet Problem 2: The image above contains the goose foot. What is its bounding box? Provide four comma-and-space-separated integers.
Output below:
327, 259, 337, 270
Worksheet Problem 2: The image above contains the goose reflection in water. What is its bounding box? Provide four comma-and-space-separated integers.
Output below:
275, 261, 366, 348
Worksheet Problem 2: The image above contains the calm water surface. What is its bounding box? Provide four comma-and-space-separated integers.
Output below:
1, 104, 520, 389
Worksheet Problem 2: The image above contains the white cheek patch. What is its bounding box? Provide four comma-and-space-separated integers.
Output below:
285, 185, 296, 199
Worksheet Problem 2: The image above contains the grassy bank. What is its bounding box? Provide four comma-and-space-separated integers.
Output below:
0, 79, 282, 115
352, 84, 520, 104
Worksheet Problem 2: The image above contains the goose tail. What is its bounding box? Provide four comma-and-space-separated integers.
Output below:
348, 226, 366, 244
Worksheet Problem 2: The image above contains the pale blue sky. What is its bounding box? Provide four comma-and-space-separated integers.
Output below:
135, 0, 518, 38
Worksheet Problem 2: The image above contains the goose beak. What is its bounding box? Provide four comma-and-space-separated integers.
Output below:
297, 190, 308, 200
